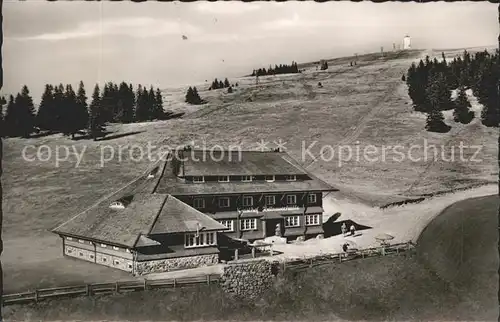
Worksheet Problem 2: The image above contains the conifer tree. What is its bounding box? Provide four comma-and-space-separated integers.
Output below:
154, 88, 164, 120
135, 85, 149, 122
425, 109, 449, 133
89, 84, 105, 140
147, 86, 156, 120
62, 84, 78, 137
425, 73, 451, 132
52, 84, 65, 132
3, 95, 16, 137
36, 84, 56, 132
17, 86, 36, 137
224, 78, 230, 88
453, 86, 474, 124
75, 81, 89, 135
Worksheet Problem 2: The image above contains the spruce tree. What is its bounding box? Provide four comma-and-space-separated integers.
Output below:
52, 84, 65, 132
453, 86, 474, 124
17, 86, 36, 137
135, 86, 149, 122
425, 73, 451, 132
224, 78, 230, 88
3, 95, 16, 137
62, 84, 78, 137
36, 84, 55, 132
154, 88, 164, 120
147, 86, 156, 120
75, 81, 89, 136
185, 87, 194, 104
89, 84, 104, 140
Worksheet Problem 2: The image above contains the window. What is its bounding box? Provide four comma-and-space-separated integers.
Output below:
241, 175, 253, 182
102, 257, 107, 262
67, 248, 73, 254
265, 175, 275, 182
114, 259, 120, 266
305, 214, 321, 226
218, 176, 229, 182
128, 264, 133, 269
218, 197, 230, 208
242, 196, 253, 207
192, 176, 204, 183
285, 216, 300, 227
285, 175, 297, 181
308, 194, 317, 204
66, 237, 73, 241
100, 244, 107, 248
219, 220, 234, 231
193, 198, 205, 209
286, 195, 297, 205
265, 195, 276, 206
78, 239, 85, 244
79, 252, 84, 257
185, 232, 217, 248
90, 254, 95, 259
113, 246, 120, 251
240, 218, 257, 231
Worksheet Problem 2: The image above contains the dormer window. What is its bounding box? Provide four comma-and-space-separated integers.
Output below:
265, 175, 275, 182
110, 201, 125, 209
218, 176, 229, 182
285, 175, 297, 181
192, 176, 204, 183
241, 175, 253, 182
147, 167, 159, 179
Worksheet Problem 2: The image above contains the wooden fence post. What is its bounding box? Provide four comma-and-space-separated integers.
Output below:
309, 258, 313, 268
207, 275, 211, 285
234, 249, 239, 261
173, 278, 176, 288
34, 290, 39, 303
251, 247, 256, 258
86, 284, 91, 296
115, 282, 119, 293
144, 279, 147, 291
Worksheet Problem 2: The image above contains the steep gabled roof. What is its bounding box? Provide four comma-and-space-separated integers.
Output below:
52, 193, 167, 248
149, 195, 227, 235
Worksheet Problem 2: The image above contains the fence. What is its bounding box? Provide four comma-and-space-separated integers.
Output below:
279, 241, 416, 272
2, 274, 221, 306
3, 241, 415, 306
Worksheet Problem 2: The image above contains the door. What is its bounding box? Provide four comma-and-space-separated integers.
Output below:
265, 218, 285, 237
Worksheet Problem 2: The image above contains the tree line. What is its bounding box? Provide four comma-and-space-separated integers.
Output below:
405, 50, 499, 132
0, 81, 173, 139
250, 62, 300, 77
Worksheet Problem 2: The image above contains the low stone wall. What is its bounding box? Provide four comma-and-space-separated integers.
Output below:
220, 260, 277, 300
136, 254, 219, 275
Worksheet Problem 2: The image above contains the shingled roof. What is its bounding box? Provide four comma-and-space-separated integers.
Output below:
52, 164, 227, 249
178, 150, 308, 176
155, 150, 337, 195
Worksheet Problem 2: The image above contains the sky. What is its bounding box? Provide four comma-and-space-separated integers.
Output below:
3, 1, 498, 103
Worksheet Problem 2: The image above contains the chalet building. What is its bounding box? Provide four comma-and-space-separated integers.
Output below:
52, 148, 337, 275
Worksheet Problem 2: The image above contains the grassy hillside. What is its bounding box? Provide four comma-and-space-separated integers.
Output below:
4, 254, 493, 321
2, 47, 497, 293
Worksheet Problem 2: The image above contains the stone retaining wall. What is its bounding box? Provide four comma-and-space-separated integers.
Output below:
136, 254, 219, 275
220, 260, 277, 300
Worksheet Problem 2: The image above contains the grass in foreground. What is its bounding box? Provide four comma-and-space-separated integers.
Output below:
5, 253, 493, 321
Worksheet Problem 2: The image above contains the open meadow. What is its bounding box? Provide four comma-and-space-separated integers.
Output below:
2, 47, 498, 294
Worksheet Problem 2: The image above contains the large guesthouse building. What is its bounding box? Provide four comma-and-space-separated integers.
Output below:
52, 148, 337, 275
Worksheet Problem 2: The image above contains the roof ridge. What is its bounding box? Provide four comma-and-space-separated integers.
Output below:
51, 163, 160, 234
